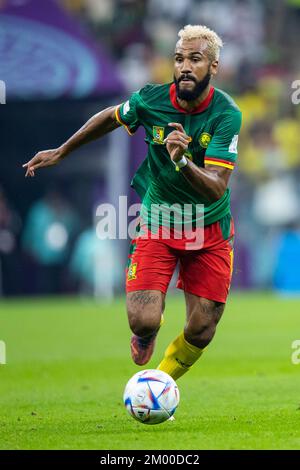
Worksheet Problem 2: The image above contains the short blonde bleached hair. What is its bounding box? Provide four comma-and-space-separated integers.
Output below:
178, 25, 223, 61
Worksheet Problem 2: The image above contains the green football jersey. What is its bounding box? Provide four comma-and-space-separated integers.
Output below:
116, 82, 242, 228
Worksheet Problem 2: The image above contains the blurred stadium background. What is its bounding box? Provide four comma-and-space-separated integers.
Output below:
1, 0, 300, 299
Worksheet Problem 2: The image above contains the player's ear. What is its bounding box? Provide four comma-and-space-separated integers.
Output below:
210, 60, 218, 77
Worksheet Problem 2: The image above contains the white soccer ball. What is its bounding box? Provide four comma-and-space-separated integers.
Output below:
123, 369, 180, 425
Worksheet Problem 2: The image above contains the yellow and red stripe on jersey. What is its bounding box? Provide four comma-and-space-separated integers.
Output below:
204, 157, 235, 170
115, 106, 134, 136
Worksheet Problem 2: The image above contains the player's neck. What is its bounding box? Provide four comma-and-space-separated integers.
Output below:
176, 84, 211, 112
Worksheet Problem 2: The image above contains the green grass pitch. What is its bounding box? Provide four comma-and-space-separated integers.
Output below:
0, 293, 300, 450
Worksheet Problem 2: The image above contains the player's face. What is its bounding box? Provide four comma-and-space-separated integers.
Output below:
173, 38, 218, 101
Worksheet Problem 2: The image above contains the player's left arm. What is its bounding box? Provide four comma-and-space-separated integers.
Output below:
165, 111, 242, 202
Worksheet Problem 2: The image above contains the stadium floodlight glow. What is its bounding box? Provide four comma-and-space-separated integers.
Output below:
0, 81, 6, 104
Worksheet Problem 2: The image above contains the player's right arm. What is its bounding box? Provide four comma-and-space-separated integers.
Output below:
23, 106, 121, 177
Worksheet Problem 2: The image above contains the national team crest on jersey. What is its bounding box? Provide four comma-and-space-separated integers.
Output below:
199, 132, 212, 148
127, 263, 137, 281
153, 126, 165, 144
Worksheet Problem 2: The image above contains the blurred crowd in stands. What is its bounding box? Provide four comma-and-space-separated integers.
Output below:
1, 0, 300, 296
0, 185, 122, 297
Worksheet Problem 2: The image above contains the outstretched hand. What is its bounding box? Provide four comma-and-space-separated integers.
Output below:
164, 123, 191, 162
22, 148, 63, 177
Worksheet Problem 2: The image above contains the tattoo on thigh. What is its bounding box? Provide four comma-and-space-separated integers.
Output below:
130, 291, 159, 307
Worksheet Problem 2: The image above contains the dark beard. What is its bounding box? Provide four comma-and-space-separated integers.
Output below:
174, 71, 211, 101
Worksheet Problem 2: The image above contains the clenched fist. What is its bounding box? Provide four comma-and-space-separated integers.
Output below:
164, 123, 191, 163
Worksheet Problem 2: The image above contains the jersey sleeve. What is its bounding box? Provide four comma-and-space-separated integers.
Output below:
115, 91, 141, 136
204, 110, 242, 170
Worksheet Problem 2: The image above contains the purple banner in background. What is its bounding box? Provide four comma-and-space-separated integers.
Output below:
0, 0, 124, 99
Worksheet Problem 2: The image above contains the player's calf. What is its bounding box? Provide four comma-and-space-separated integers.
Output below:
158, 296, 225, 380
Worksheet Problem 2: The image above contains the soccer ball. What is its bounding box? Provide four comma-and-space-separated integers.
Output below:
123, 369, 180, 425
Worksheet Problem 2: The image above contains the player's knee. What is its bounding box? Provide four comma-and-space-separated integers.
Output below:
184, 321, 216, 349
128, 313, 160, 337
126, 290, 164, 336
185, 298, 225, 348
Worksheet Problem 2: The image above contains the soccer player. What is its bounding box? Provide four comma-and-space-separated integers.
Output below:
23, 25, 242, 381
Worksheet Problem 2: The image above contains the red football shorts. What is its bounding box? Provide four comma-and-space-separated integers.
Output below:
126, 216, 235, 303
